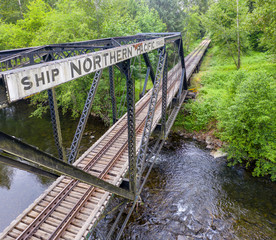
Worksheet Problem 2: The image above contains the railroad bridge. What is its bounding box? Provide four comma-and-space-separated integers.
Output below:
0, 33, 210, 239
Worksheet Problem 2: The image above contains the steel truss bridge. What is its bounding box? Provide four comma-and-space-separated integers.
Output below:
0, 33, 210, 240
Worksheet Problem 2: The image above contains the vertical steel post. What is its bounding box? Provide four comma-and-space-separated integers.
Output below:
161, 48, 168, 138
109, 66, 117, 124
177, 38, 188, 100
48, 88, 66, 161
122, 59, 136, 195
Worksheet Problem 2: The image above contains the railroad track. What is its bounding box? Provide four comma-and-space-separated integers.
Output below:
0, 40, 210, 240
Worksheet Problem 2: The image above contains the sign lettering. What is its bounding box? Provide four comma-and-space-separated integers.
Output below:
3, 38, 165, 102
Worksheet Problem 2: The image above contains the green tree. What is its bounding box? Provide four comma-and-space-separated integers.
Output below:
0, 20, 28, 49
32, 0, 95, 45
182, 0, 210, 14
148, 0, 185, 32
203, 0, 248, 69
0, 0, 51, 49
134, 0, 166, 33
18, 0, 51, 45
182, 6, 201, 52
249, 0, 276, 54
0, 0, 28, 23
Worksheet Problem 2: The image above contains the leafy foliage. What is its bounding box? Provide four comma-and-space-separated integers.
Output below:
218, 71, 276, 180
148, 0, 185, 32
248, 0, 276, 54
178, 46, 276, 180
203, 0, 248, 69
32, 0, 95, 45
182, 6, 202, 52
135, 0, 166, 33
0, 0, 26, 23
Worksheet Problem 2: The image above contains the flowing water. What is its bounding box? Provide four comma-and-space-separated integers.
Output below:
120, 139, 276, 240
0, 102, 275, 239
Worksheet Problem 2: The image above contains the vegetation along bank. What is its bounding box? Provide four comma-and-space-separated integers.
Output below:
174, 45, 276, 181
0, 0, 275, 180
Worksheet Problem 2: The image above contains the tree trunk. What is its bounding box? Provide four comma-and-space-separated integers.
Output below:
236, 0, 241, 69
18, 0, 23, 19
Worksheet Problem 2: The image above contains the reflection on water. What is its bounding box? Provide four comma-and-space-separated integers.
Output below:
0, 164, 53, 231
0, 101, 107, 232
0, 101, 108, 157
95, 140, 275, 240
0, 164, 13, 189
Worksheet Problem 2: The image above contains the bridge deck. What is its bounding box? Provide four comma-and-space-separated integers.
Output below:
0, 40, 210, 240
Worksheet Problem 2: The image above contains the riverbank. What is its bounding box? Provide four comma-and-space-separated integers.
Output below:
171, 46, 225, 157
172, 44, 276, 181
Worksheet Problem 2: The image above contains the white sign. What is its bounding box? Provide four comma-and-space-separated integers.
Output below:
3, 38, 165, 102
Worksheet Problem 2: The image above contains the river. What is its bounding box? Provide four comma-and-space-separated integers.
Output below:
0, 102, 275, 239
0, 101, 107, 232
120, 140, 275, 239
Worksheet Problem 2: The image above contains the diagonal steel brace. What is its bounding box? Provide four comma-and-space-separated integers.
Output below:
68, 70, 102, 164
0, 131, 134, 200
136, 47, 166, 187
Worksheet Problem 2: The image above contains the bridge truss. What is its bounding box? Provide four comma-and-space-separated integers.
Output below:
0, 33, 207, 239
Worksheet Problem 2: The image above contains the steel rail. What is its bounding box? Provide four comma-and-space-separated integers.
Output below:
16, 88, 153, 240
59, 40, 210, 239
51, 56, 184, 239
17, 51, 183, 240
114, 41, 211, 240
185, 40, 210, 79
16, 55, 173, 239
15, 40, 207, 240
184, 40, 207, 63
182, 40, 210, 79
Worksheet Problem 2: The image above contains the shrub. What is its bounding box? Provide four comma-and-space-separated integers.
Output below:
218, 70, 276, 180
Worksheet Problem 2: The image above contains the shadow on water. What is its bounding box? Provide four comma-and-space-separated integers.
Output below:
0, 100, 107, 232
95, 139, 275, 240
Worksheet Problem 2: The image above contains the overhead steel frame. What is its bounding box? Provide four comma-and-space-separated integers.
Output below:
0, 33, 189, 239
0, 35, 158, 71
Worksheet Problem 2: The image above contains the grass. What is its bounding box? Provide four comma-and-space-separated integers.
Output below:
204, 45, 276, 72
174, 45, 276, 132
172, 42, 276, 180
